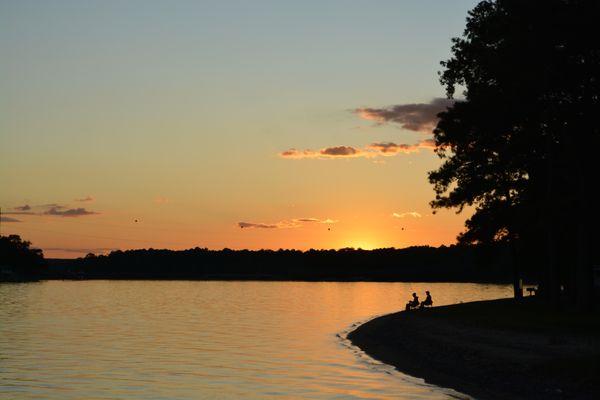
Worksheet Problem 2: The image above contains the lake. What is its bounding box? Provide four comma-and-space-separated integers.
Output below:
0, 281, 512, 399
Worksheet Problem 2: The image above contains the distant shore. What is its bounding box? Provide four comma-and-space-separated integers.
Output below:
40, 245, 528, 283
348, 298, 600, 400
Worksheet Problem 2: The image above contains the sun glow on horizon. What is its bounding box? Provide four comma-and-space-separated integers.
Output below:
342, 238, 381, 251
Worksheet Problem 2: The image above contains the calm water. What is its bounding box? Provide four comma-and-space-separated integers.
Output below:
0, 281, 512, 399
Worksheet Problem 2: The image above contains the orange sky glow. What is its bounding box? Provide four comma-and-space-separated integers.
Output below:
1, 1, 479, 258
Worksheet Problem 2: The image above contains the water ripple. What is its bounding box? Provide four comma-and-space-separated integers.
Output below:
0, 281, 511, 399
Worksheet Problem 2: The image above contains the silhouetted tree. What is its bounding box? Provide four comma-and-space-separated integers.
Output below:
429, 0, 599, 307
0, 235, 45, 281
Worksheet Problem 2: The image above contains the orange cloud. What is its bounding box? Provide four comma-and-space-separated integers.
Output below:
295, 218, 337, 224
279, 140, 436, 160
155, 196, 169, 204
279, 146, 365, 159
239, 222, 279, 229
392, 211, 422, 218
239, 218, 338, 229
368, 139, 436, 155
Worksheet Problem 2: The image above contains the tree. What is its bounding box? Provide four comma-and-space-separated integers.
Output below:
429, 0, 600, 306
0, 235, 45, 281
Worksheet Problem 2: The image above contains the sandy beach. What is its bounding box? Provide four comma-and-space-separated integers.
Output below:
348, 298, 600, 400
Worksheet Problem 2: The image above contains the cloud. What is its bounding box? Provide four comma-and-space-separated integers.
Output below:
5, 204, 35, 215
392, 211, 422, 219
155, 196, 169, 204
239, 222, 279, 229
75, 196, 95, 202
4, 203, 99, 218
279, 139, 436, 160
1, 216, 21, 222
44, 207, 98, 217
44, 247, 118, 254
39, 203, 66, 209
320, 146, 359, 156
294, 218, 338, 224
239, 218, 338, 229
354, 98, 454, 133
279, 146, 365, 160
368, 139, 436, 155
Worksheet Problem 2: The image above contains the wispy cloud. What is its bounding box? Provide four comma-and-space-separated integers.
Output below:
1, 216, 21, 222
294, 218, 337, 224
239, 218, 338, 229
44, 207, 98, 217
5, 205, 36, 215
155, 196, 169, 204
279, 139, 435, 160
354, 98, 454, 133
39, 203, 66, 209
280, 146, 365, 159
5, 203, 99, 218
392, 211, 422, 219
75, 196, 95, 202
238, 222, 279, 229
44, 247, 118, 254
368, 139, 436, 155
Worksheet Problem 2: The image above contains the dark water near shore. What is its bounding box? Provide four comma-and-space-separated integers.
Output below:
0, 281, 512, 399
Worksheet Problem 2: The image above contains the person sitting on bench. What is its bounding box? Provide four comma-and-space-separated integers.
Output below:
405, 292, 419, 310
420, 291, 433, 308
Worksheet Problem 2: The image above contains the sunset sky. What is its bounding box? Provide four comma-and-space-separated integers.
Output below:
1, 0, 478, 258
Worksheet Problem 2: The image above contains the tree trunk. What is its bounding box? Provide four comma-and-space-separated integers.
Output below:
511, 241, 522, 299
544, 135, 560, 307
575, 165, 593, 310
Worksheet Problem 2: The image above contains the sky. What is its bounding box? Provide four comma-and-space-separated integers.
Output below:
1, 0, 479, 258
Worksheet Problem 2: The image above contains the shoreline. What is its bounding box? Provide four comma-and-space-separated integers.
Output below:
348, 298, 600, 400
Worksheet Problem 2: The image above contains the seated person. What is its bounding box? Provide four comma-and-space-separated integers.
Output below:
405, 292, 419, 310
420, 291, 433, 308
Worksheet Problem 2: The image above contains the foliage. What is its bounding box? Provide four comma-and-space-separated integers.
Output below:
428, 0, 600, 305
45, 245, 518, 283
0, 235, 45, 280
430, 0, 599, 246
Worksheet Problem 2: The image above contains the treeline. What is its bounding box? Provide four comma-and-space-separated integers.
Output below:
0, 235, 45, 282
43, 244, 532, 283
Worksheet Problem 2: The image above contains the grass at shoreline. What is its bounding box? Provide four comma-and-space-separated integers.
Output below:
423, 297, 600, 335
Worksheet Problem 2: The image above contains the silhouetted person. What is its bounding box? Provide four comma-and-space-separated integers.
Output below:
420, 291, 433, 308
405, 292, 419, 311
